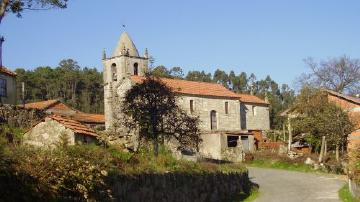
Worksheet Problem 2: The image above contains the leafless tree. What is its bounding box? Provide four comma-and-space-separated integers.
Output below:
298, 56, 360, 94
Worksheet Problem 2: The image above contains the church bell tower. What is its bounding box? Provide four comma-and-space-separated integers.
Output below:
102, 32, 149, 130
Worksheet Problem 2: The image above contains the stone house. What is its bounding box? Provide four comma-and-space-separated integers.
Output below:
22, 99, 105, 130
325, 90, 360, 150
0, 66, 16, 105
23, 115, 98, 148
102, 32, 270, 162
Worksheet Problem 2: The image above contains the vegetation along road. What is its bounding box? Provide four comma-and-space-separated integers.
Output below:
248, 167, 346, 202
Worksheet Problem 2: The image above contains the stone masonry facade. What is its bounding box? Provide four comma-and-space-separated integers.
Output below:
102, 32, 270, 161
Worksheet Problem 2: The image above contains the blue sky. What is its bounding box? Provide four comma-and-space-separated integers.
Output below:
1, 0, 360, 87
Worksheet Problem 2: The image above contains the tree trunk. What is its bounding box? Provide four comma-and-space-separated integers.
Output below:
288, 118, 292, 151
0, 0, 9, 24
153, 139, 159, 157
319, 136, 326, 163
324, 140, 327, 157
335, 144, 340, 162
282, 123, 286, 141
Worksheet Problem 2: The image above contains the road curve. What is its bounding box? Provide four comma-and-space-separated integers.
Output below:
248, 167, 346, 202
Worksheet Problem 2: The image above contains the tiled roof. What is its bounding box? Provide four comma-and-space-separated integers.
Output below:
23, 99, 105, 124
23, 99, 60, 110
0, 66, 16, 77
325, 89, 360, 105
130, 76, 240, 98
71, 112, 105, 124
49, 115, 97, 137
238, 94, 269, 105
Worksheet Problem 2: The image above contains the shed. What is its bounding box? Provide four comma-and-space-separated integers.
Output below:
23, 115, 98, 148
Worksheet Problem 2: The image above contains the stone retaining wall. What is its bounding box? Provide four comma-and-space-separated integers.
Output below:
110, 172, 250, 202
0, 104, 45, 128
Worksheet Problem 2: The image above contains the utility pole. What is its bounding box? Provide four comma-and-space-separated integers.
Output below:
22, 82, 25, 107
288, 117, 293, 151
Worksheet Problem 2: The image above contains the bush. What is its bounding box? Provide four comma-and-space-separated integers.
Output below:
0, 141, 112, 201
0, 138, 247, 201
349, 145, 360, 184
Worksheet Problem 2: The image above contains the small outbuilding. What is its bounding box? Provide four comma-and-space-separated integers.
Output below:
23, 115, 98, 148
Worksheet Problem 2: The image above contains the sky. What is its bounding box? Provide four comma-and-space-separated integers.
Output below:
1, 0, 360, 87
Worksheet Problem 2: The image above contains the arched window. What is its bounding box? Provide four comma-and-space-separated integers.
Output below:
133, 63, 138, 75
210, 110, 217, 130
111, 63, 117, 81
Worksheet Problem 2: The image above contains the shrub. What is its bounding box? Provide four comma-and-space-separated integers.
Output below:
0, 142, 113, 201
349, 145, 360, 184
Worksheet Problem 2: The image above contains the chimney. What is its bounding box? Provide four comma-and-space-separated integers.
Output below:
0, 36, 4, 68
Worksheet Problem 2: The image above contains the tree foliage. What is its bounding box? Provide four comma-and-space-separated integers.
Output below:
15, 59, 104, 113
0, 0, 68, 23
291, 87, 353, 153
121, 74, 201, 156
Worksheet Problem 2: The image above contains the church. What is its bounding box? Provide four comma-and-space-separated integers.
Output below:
102, 32, 270, 162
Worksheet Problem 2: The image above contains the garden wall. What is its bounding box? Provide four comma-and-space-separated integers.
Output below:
111, 172, 250, 202
0, 104, 45, 128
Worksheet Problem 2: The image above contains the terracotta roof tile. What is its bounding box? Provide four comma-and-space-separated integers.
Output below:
325, 89, 360, 105
23, 100, 105, 124
237, 94, 269, 105
71, 112, 105, 123
23, 100, 60, 110
0, 66, 16, 77
49, 115, 98, 137
131, 76, 240, 98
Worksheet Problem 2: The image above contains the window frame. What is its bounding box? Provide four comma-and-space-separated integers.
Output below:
225, 101, 229, 115
0, 79, 7, 97
190, 99, 194, 114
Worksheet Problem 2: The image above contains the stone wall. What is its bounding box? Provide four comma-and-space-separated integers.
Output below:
177, 95, 241, 131
23, 118, 75, 148
241, 103, 270, 131
0, 104, 45, 128
110, 171, 250, 202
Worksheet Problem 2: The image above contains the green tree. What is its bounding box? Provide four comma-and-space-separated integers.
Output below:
0, 0, 68, 23
121, 74, 201, 157
291, 88, 353, 160
152, 65, 171, 78
213, 69, 229, 88
185, 70, 212, 82
15, 59, 104, 113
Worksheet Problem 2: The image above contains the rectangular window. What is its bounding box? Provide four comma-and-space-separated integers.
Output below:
252, 106, 257, 116
190, 100, 194, 113
227, 135, 239, 147
225, 101, 229, 114
0, 79, 6, 97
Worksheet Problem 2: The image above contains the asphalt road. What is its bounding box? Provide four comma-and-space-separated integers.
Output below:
248, 167, 346, 202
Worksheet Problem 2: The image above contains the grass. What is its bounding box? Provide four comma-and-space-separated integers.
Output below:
103, 145, 247, 174
339, 184, 360, 202
231, 187, 260, 202
246, 159, 314, 173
